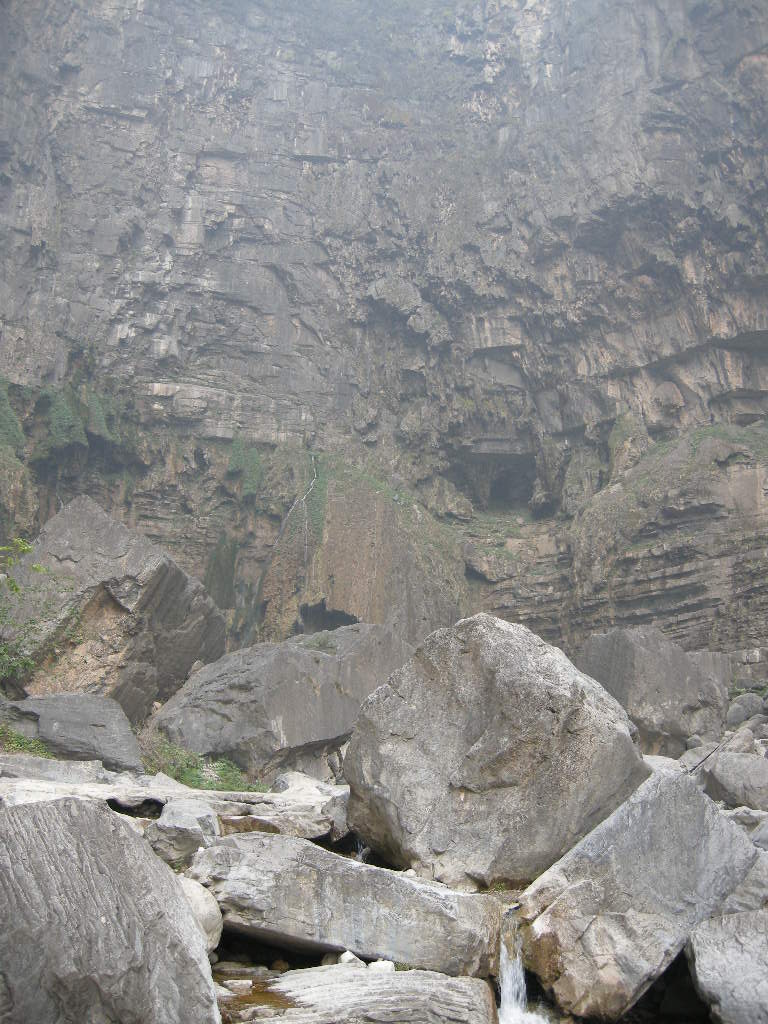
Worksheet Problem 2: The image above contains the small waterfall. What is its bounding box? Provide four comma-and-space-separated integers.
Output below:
499, 917, 551, 1024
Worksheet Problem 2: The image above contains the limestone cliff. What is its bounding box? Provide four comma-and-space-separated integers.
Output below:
1, 0, 767, 656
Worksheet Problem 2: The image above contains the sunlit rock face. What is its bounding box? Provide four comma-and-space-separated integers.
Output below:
1, 0, 767, 654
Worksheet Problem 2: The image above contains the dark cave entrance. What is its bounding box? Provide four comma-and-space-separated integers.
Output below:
298, 599, 359, 634
486, 457, 538, 511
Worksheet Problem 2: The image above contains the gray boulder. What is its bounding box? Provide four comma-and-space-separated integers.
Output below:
346, 614, 649, 888
720, 849, 768, 913
686, 911, 768, 1024
179, 874, 223, 954
0, 693, 142, 772
727, 692, 765, 728
517, 772, 758, 1021
3, 496, 225, 722
145, 797, 221, 866
577, 626, 730, 756
753, 818, 768, 851
153, 623, 412, 781
0, 797, 220, 1024
239, 962, 497, 1024
698, 751, 768, 811
189, 832, 499, 977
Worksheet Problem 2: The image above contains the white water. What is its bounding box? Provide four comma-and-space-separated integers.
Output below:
499, 921, 552, 1024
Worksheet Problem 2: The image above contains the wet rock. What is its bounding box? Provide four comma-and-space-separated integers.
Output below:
4, 497, 225, 722
189, 832, 499, 977
179, 874, 223, 954
518, 773, 758, 1021
346, 614, 649, 888
153, 624, 412, 781
0, 693, 142, 772
241, 963, 497, 1024
577, 626, 730, 756
686, 911, 768, 1024
145, 798, 221, 866
0, 797, 219, 1024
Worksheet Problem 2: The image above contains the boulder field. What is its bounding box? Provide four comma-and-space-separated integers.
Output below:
1, 608, 767, 1022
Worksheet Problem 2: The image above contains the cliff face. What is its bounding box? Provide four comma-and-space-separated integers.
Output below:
1, 0, 767, 655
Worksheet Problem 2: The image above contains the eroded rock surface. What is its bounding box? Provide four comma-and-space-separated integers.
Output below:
577, 626, 730, 756
153, 623, 412, 780
3, 497, 225, 722
518, 773, 758, 1021
0, 797, 220, 1024
189, 832, 500, 977
686, 911, 768, 1024
346, 613, 649, 887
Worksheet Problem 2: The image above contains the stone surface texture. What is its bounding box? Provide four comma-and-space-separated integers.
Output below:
153, 623, 412, 780
145, 797, 221, 866
346, 613, 649, 887
0, 1, 767, 660
518, 772, 758, 1021
240, 963, 497, 1024
576, 626, 730, 756
697, 751, 768, 811
2, 497, 225, 722
686, 911, 768, 1024
179, 874, 224, 954
189, 832, 500, 977
0, 797, 220, 1024
0, 693, 143, 772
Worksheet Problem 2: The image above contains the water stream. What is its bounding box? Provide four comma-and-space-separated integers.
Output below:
499, 918, 552, 1024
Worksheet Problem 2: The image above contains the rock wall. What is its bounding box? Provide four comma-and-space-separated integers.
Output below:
1, 0, 767, 654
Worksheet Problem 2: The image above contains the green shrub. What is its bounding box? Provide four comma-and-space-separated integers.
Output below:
138, 727, 267, 792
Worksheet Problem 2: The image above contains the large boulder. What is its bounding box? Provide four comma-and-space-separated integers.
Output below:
189, 832, 499, 977
145, 797, 221, 866
0, 797, 220, 1023
345, 614, 650, 888
0, 693, 143, 772
697, 751, 768, 811
153, 623, 413, 781
235, 963, 497, 1024
577, 626, 730, 756
2, 496, 225, 722
686, 911, 768, 1024
517, 772, 758, 1021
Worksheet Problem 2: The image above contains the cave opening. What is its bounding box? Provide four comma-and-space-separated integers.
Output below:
298, 599, 359, 634
486, 457, 537, 511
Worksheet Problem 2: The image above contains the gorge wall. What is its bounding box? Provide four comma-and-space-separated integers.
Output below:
1, 0, 768, 657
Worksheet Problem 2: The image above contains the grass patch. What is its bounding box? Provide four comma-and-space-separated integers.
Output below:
228, 436, 264, 497
0, 723, 53, 758
139, 728, 267, 792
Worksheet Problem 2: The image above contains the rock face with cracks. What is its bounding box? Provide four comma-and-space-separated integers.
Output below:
345, 613, 650, 888
153, 623, 413, 780
2, 496, 225, 722
517, 772, 758, 1021
0, 797, 220, 1024
189, 832, 500, 977
245, 963, 497, 1024
686, 911, 768, 1024
577, 625, 731, 756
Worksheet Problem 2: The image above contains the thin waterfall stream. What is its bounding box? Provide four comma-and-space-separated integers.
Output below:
499, 916, 552, 1024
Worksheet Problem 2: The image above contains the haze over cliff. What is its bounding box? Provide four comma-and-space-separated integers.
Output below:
2, 0, 768, 658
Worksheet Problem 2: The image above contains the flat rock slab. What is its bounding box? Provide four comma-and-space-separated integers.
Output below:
0, 693, 143, 772
0, 797, 219, 1024
153, 623, 412, 781
346, 613, 649, 888
5, 496, 225, 722
686, 911, 768, 1024
190, 832, 500, 977
518, 772, 758, 1021
577, 626, 730, 756
226, 963, 496, 1024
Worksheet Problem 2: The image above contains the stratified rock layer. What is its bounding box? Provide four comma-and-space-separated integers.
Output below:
154, 623, 412, 780
189, 832, 500, 977
4, 496, 225, 721
518, 773, 758, 1021
345, 614, 649, 888
0, 797, 220, 1024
